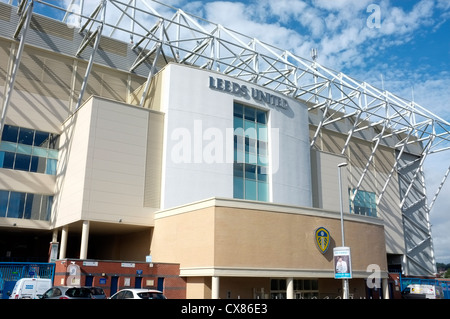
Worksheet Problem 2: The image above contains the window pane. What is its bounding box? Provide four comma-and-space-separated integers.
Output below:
18, 128, 34, 145
233, 116, 243, 130
233, 163, 244, 178
32, 147, 48, 157
245, 179, 257, 200
14, 153, 31, 171
24, 193, 33, 219
256, 109, 267, 124
31, 156, 46, 173
245, 164, 256, 180
258, 140, 267, 157
43, 196, 53, 221
34, 131, 49, 148
257, 166, 268, 182
234, 103, 243, 118
0, 190, 9, 217
7, 192, 26, 218
244, 107, 255, 121
47, 149, 59, 159
258, 181, 268, 201
233, 177, 244, 199
46, 158, 57, 175
257, 123, 268, 142
0, 141, 17, 152
1, 125, 18, 143
244, 119, 256, 133
16, 144, 32, 155
2, 152, 15, 169
30, 194, 42, 220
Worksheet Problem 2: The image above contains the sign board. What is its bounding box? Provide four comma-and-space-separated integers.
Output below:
333, 247, 352, 279
48, 242, 59, 263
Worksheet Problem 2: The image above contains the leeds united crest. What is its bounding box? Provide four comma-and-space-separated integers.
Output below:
315, 227, 330, 254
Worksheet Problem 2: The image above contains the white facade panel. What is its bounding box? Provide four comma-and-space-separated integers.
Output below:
55, 97, 156, 227
160, 64, 312, 209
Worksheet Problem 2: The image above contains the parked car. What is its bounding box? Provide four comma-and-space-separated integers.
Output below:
41, 286, 106, 299
9, 278, 52, 299
109, 288, 167, 299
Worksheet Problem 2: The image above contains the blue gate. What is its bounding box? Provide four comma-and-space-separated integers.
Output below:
400, 275, 450, 299
0, 262, 55, 299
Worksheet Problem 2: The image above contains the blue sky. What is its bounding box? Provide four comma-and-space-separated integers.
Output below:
3, 0, 450, 263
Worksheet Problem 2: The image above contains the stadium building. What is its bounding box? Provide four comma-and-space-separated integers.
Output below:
1, 1, 449, 299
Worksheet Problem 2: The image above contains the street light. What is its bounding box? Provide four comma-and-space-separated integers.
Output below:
337, 162, 349, 299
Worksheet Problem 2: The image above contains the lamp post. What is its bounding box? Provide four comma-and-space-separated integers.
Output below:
337, 162, 349, 299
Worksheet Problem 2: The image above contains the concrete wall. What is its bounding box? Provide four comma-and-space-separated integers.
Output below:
151, 198, 388, 277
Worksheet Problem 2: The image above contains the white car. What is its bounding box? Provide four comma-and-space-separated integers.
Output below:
109, 288, 167, 299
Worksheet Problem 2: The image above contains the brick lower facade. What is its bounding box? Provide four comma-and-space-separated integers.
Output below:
54, 259, 186, 299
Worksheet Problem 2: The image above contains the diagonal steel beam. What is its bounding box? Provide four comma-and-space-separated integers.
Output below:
0, 0, 33, 135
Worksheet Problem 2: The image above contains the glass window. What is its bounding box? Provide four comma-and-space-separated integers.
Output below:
7, 192, 26, 219
349, 189, 377, 217
23, 193, 34, 219
42, 196, 53, 221
245, 178, 257, 200
46, 158, 57, 175
0, 141, 17, 152
2, 152, 15, 169
1, 125, 18, 143
30, 156, 40, 173
258, 181, 268, 201
233, 103, 269, 202
30, 194, 42, 220
14, 153, 31, 171
0, 190, 9, 217
34, 131, 49, 148
233, 103, 243, 118
0, 125, 59, 175
244, 107, 256, 121
0, 190, 52, 221
256, 109, 267, 124
233, 176, 244, 199
18, 128, 34, 145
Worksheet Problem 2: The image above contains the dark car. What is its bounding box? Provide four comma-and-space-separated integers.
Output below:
41, 286, 106, 299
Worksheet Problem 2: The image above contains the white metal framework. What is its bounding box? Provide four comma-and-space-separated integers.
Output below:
2, 0, 449, 276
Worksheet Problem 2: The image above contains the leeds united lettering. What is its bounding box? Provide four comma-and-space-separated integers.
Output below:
209, 76, 288, 110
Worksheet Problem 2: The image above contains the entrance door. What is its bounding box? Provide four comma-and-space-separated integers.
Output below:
157, 277, 164, 292
135, 277, 142, 288
110, 276, 119, 296
85, 276, 93, 287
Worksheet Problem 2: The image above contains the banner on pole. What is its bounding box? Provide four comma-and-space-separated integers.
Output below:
333, 247, 352, 279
